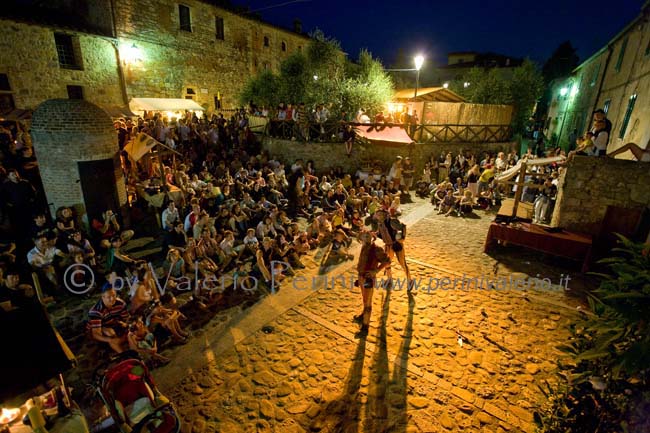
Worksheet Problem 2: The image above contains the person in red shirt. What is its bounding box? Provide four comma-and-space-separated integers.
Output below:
92, 209, 134, 249
354, 231, 391, 336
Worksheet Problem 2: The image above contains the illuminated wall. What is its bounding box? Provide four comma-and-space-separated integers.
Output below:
0, 19, 123, 110
112, 0, 310, 110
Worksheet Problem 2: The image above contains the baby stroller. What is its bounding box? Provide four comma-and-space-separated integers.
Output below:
93, 351, 181, 433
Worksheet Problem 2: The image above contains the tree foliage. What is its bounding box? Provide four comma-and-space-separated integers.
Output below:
542, 41, 579, 84
538, 236, 650, 433
450, 60, 544, 134
239, 31, 393, 117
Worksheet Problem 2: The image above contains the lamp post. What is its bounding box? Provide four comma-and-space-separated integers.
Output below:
413, 55, 424, 102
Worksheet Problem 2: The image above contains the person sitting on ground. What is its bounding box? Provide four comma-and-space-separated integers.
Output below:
105, 235, 143, 276
219, 230, 244, 269
293, 231, 315, 256
88, 286, 130, 353
127, 316, 170, 367
458, 190, 475, 217
431, 182, 447, 209
27, 234, 66, 289
66, 230, 96, 266
350, 210, 364, 233
438, 190, 456, 216
478, 187, 494, 210
328, 229, 354, 263
92, 209, 134, 249
243, 228, 259, 255
0, 266, 36, 310
315, 212, 333, 243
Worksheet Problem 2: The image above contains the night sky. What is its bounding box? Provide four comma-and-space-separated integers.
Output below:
237, 0, 644, 67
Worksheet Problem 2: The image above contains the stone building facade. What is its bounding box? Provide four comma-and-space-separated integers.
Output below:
545, 2, 650, 155
0, 0, 310, 114
0, 19, 124, 113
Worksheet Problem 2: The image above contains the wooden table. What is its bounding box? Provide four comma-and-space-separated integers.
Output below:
484, 222, 593, 272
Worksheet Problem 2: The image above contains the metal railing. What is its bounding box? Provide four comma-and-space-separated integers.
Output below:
262, 120, 512, 144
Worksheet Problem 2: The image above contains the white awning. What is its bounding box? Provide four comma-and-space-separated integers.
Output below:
129, 98, 205, 112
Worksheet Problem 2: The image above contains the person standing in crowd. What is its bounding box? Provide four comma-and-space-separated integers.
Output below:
1, 169, 36, 240
388, 156, 402, 191
354, 231, 391, 336
401, 156, 415, 193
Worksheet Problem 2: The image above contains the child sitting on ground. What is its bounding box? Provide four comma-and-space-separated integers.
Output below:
329, 229, 354, 262
439, 190, 456, 216
127, 316, 170, 367
458, 190, 475, 217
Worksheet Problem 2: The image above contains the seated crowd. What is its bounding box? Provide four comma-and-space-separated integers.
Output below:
0, 110, 563, 370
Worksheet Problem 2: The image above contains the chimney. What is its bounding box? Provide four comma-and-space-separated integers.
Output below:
293, 19, 302, 34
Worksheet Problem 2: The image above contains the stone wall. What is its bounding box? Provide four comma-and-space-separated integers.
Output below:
551, 156, 650, 235
113, 0, 309, 110
263, 137, 515, 175
0, 19, 124, 110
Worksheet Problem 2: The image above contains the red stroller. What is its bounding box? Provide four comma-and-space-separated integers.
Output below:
93, 352, 181, 433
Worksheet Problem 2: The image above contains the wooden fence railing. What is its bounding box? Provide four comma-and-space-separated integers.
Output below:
262, 120, 512, 144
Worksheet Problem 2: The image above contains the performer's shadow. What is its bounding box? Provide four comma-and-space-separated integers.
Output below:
364, 288, 414, 432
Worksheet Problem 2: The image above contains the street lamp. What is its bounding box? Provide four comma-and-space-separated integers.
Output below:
413, 55, 425, 102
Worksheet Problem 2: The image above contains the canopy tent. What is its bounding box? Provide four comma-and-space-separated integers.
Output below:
393, 87, 466, 103
129, 98, 205, 112
101, 104, 138, 119
354, 125, 414, 146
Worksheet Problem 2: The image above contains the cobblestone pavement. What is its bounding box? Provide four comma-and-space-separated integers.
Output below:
157, 199, 594, 433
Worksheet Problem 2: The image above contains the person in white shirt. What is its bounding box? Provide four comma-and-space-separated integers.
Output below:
243, 228, 259, 249
256, 216, 277, 239
161, 201, 180, 231
319, 176, 333, 193
27, 235, 66, 286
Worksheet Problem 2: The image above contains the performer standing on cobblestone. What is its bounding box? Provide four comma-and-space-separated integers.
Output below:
354, 231, 391, 335
374, 209, 412, 287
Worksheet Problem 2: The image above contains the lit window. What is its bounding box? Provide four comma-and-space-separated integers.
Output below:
619, 94, 636, 139
54, 33, 82, 70
179, 5, 191, 32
